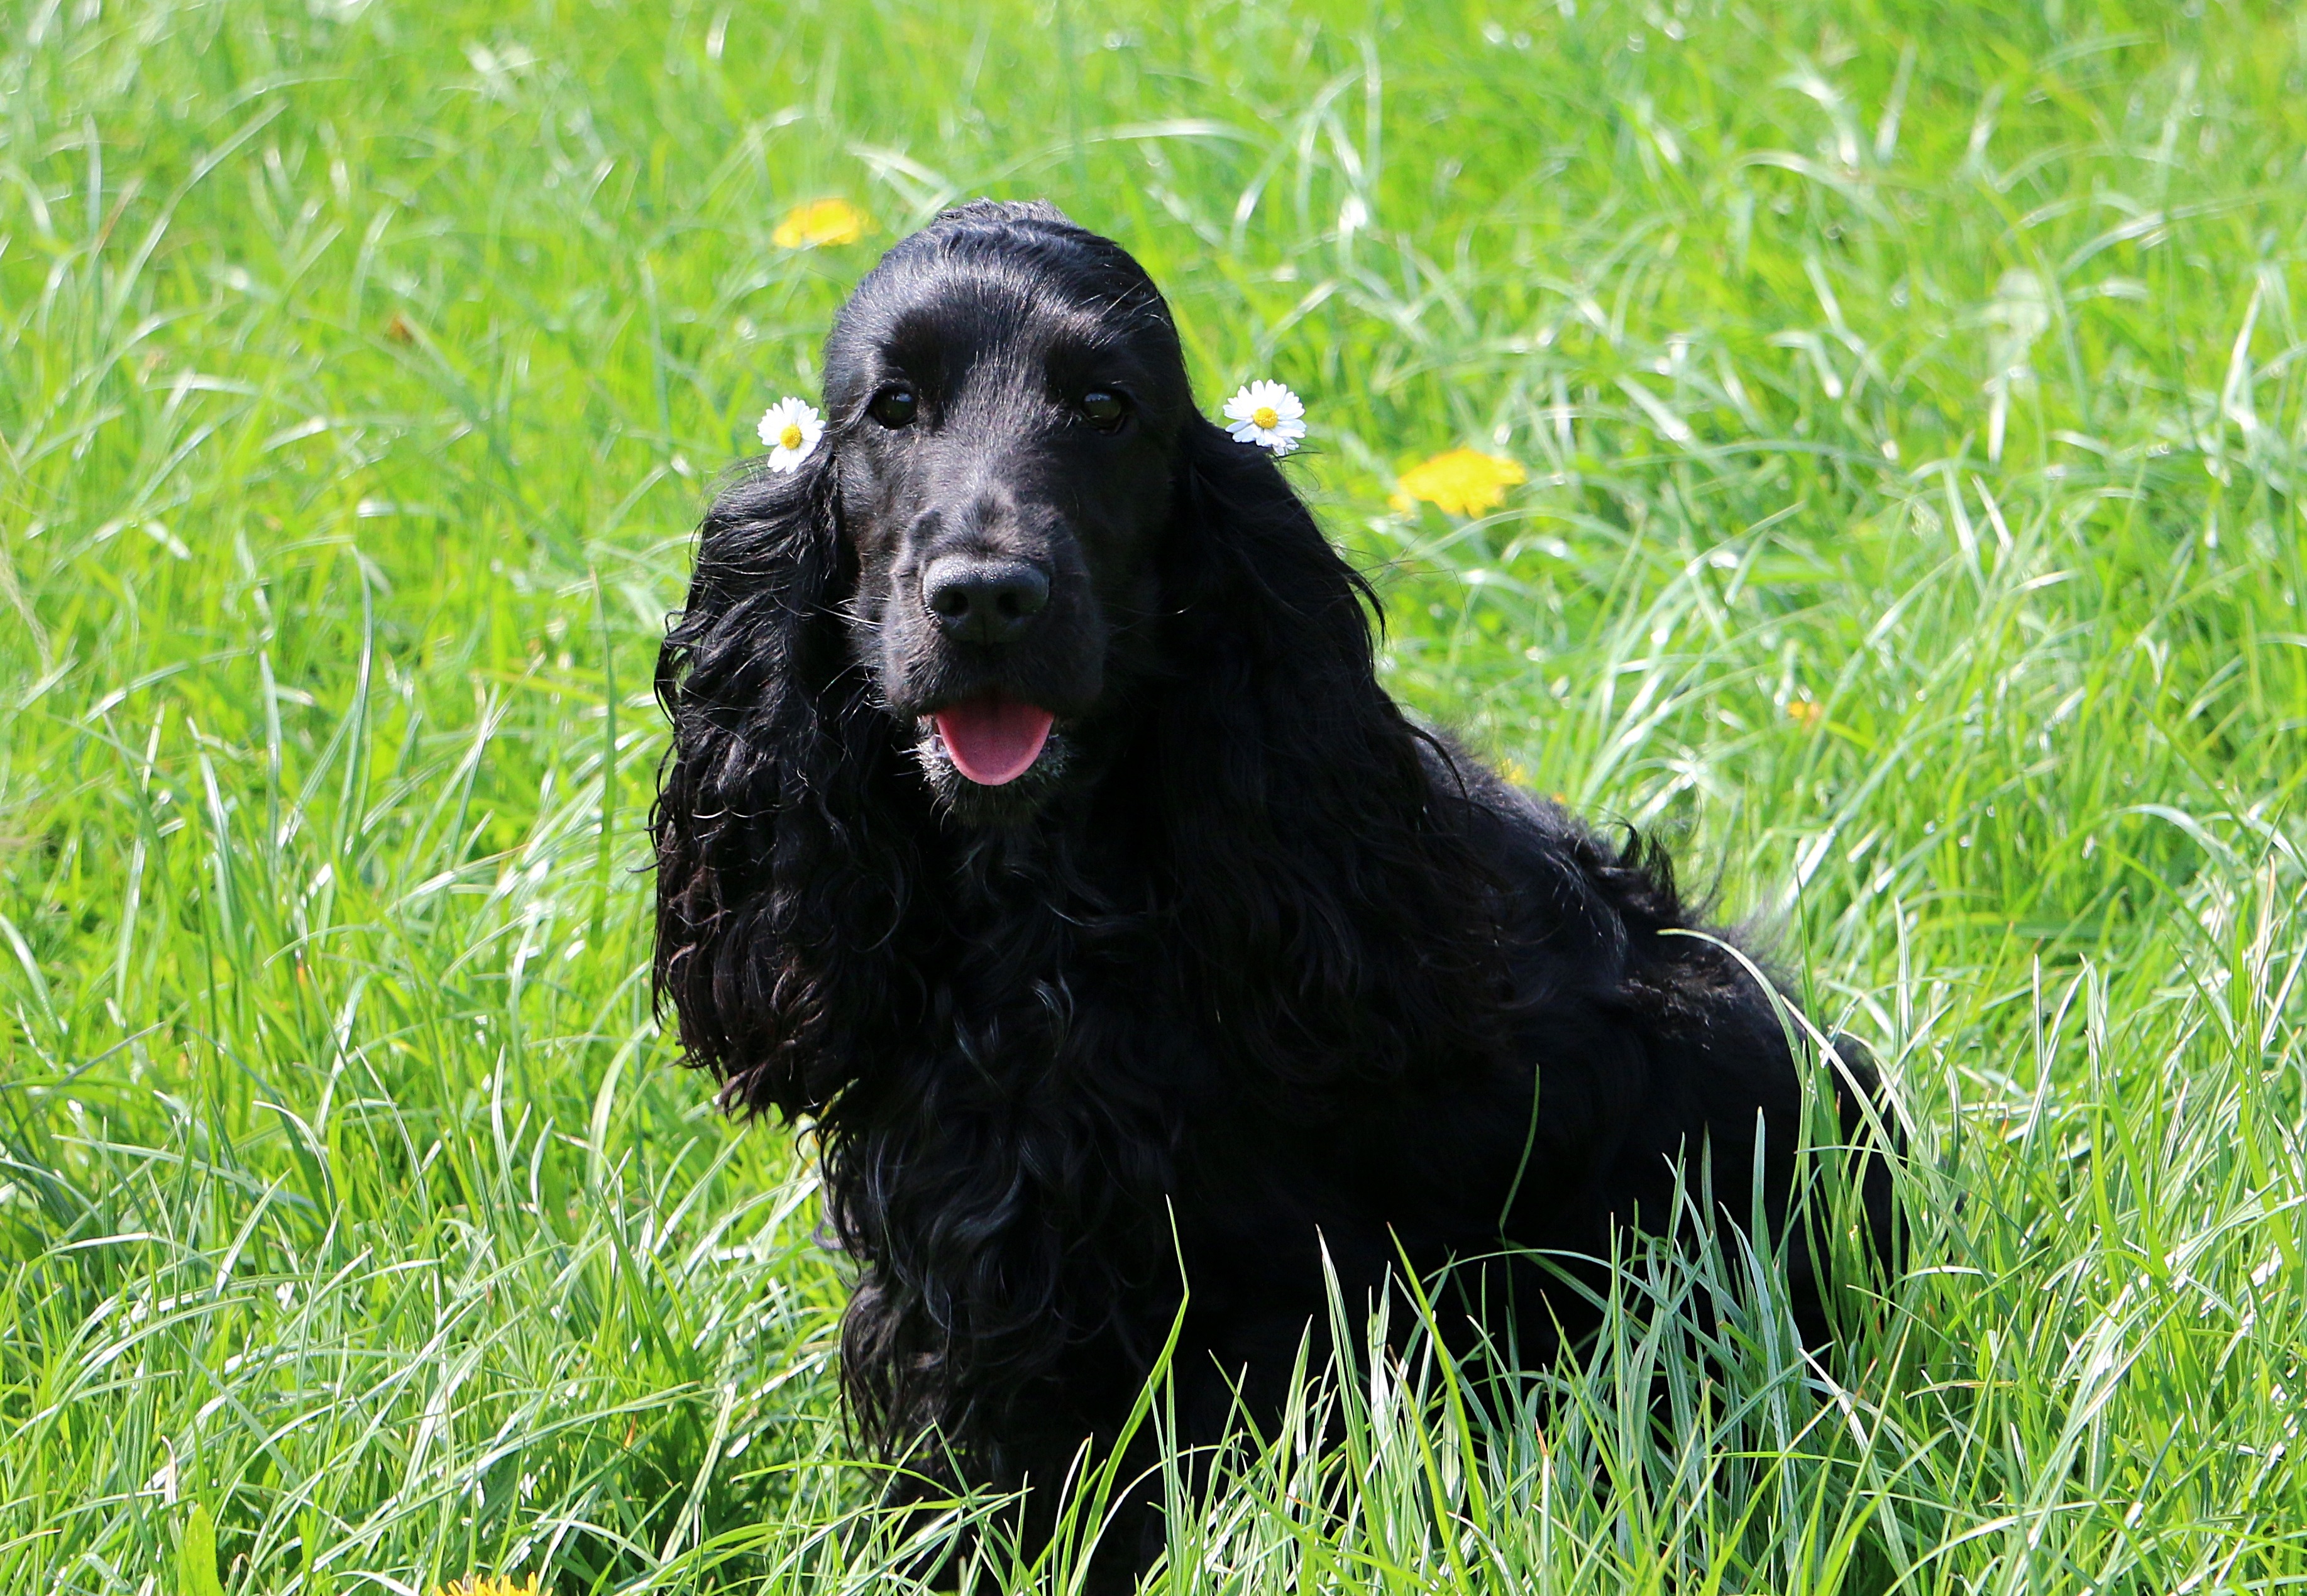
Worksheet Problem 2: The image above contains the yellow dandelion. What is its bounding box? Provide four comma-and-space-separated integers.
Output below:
1389, 448, 1528, 518
432, 1577, 542, 1596
773, 197, 869, 250
1786, 698, 1824, 729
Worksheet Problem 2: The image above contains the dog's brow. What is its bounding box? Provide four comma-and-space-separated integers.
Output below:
873, 314, 950, 382
1043, 327, 1154, 383
866, 311, 1160, 416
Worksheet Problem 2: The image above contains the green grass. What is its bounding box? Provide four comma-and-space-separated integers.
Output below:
5, 0, 2306, 1589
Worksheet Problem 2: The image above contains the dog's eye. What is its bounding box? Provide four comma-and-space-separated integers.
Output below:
1079, 390, 1126, 431
869, 387, 918, 428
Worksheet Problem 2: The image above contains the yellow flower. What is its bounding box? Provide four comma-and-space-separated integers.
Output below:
432, 1577, 542, 1596
1390, 448, 1528, 517
1786, 698, 1824, 729
773, 197, 869, 249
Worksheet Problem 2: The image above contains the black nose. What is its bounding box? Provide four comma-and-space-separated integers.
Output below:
922, 555, 1050, 646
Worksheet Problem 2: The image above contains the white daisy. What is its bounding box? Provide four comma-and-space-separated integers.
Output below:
757, 397, 824, 471
1222, 380, 1308, 455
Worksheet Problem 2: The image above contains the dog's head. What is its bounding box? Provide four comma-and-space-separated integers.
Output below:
813, 201, 1196, 822
657, 202, 1484, 1119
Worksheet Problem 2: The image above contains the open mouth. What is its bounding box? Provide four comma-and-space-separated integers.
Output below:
930, 695, 1056, 786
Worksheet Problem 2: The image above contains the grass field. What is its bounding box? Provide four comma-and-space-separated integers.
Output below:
6, 0, 2307, 1590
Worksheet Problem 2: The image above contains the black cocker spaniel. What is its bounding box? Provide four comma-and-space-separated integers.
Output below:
652, 199, 1898, 1579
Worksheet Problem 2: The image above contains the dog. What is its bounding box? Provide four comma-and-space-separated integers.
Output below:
652, 199, 1898, 1580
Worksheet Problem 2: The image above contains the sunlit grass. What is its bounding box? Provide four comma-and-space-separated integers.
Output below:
4, 0, 2304, 1590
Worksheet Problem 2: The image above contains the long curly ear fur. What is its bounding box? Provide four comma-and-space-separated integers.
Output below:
1140, 419, 1507, 1086
651, 449, 922, 1120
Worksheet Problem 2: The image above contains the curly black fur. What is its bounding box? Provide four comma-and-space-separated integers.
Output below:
653, 201, 1897, 1581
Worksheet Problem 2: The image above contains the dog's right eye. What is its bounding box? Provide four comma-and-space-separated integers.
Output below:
869, 387, 918, 428
1078, 390, 1126, 430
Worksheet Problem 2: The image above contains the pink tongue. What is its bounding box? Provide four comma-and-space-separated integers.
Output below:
933, 697, 1055, 786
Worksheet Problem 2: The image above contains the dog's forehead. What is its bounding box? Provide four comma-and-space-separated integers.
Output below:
831, 254, 1181, 404
891, 273, 1142, 363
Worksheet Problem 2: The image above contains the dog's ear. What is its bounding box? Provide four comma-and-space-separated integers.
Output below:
1154, 420, 1499, 1080
1165, 418, 1389, 698
652, 448, 916, 1117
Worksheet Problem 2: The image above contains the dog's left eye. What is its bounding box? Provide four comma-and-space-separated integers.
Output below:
869, 387, 918, 428
1078, 390, 1126, 431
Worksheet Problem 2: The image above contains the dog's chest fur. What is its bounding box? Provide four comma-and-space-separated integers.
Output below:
825, 812, 1548, 1436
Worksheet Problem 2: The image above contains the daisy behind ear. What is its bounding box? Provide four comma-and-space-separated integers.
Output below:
1223, 381, 1307, 455
758, 397, 824, 471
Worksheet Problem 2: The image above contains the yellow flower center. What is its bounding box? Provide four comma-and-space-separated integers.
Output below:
779, 423, 805, 451
1252, 405, 1279, 430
